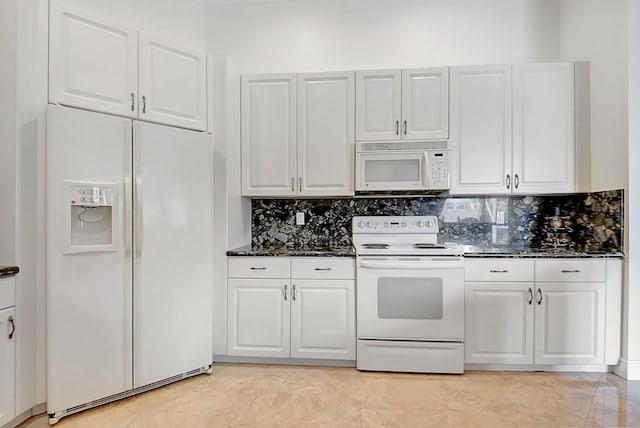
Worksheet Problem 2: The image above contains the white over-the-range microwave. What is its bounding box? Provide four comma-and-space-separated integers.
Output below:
355, 141, 450, 192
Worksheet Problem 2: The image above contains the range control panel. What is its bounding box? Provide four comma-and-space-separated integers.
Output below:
352, 216, 439, 234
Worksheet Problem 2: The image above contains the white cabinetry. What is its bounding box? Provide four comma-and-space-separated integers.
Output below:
0, 277, 16, 426
465, 258, 620, 369
227, 257, 356, 361
450, 63, 589, 195
49, 1, 207, 130
242, 73, 355, 197
355, 68, 448, 141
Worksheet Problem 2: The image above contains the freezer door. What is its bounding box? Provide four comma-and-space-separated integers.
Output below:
133, 121, 213, 388
46, 105, 133, 413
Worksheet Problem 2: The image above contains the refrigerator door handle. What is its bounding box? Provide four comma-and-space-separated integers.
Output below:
124, 175, 132, 258
135, 175, 143, 256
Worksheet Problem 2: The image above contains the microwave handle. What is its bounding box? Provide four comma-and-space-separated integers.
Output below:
423, 152, 430, 188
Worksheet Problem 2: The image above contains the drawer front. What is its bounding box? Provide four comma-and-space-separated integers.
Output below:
291, 258, 355, 280
535, 259, 606, 282
465, 259, 535, 282
0, 277, 16, 310
228, 257, 290, 278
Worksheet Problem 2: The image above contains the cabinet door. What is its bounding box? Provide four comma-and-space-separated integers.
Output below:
465, 282, 534, 364
298, 72, 355, 196
0, 308, 15, 426
242, 74, 297, 196
449, 65, 512, 194
138, 33, 207, 131
49, 1, 138, 117
290, 280, 355, 360
355, 70, 402, 141
227, 279, 290, 358
534, 283, 605, 365
401, 67, 449, 140
512, 63, 575, 194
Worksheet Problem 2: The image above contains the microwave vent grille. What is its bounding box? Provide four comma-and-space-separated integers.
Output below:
357, 141, 449, 152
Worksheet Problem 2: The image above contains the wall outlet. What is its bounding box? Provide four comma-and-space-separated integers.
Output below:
296, 212, 305, 225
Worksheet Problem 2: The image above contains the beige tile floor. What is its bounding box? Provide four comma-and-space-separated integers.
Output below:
19, 363, 640, 428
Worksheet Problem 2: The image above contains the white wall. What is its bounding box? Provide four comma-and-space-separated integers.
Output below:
206, 0, 560, 74
558, 0, 628, 192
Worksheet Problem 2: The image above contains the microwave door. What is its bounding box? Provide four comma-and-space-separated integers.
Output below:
357, 152, 428, 191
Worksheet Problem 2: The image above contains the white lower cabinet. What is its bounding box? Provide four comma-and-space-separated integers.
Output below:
227, 257, 355, 361
465, 258, 618, 369
0, 275, 16, 427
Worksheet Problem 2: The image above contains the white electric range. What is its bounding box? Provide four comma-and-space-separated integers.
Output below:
353, 215, 465, 374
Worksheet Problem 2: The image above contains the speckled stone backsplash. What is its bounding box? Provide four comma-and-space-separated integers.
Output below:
251, 190, 623, 252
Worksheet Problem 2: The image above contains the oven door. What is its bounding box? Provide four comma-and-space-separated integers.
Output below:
356, 152, 428, 191
356, 256, 464, 341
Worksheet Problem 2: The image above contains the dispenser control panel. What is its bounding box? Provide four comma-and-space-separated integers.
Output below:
69, 185, 114, 206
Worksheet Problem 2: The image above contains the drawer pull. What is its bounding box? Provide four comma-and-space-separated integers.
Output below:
489, 269, 509, 273
561, 269, 581, 273
250, 267, 267, 270
314, 268, 332, 271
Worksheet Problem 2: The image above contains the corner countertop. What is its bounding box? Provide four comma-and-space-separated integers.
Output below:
0, 266, 20, 278
227, 245, 355, 257
227, 244, 623, 259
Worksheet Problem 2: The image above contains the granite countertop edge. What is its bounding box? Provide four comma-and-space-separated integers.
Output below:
227, 246, 623, 259
0, 266, 20, 278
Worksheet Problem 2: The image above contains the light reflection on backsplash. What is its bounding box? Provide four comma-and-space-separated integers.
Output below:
251, 190, 623, 253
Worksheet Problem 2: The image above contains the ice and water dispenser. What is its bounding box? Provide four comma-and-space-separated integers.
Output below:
63, 181, 119, 254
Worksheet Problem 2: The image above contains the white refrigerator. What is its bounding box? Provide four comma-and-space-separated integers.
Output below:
46, 105, 213, 424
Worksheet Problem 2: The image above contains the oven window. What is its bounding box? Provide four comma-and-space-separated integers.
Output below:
377, 277, 443, 320
365, 159, 420, 182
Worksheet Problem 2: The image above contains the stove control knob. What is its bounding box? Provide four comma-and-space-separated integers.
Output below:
357, 221, 365, 228
416, 221, 424, 228
366, 221, 374, 228
425, 220, 432, 228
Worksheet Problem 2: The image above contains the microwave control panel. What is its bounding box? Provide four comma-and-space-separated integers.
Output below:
428, 151, 449, 189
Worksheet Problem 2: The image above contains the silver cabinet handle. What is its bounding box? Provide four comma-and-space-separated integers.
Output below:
130, 92, 135, 111
291, 177, 295, 192
314, 267, 332, 271
527, 288, 533, 305
506, 174, 511, 189
283, 284, 288, 301
561, 269, 581, 273
395, 120, 399, 135
403, 120, 407, 135
514, 173, 519, 189
292, 284, 296, 301
490, 269, 509, 273
299, 177, 302, 192
142, 95, 147, 114
250, 267, 267, 270
537, 288, 543, 305
8, 316, 15, 339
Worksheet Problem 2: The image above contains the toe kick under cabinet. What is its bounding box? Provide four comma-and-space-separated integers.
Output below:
227, 257, 356, 361
464, 258, 622, 371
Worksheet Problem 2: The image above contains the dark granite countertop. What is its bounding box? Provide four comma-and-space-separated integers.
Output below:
227, 244, 622, 259
227, 245, 355, 257
0, 266, 19, 278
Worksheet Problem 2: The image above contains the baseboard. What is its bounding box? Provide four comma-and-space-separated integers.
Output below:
465, 363, 608, 373
213, 355, 356, 368
614, 358, 640, 380
2, 403, 47, 428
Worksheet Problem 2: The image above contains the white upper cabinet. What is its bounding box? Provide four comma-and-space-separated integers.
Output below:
512, 63, 575, 194
450, 65, 512, 194
356, 67, 448, 142
242, 74, 298, 197
401, 68, 449, 140
298, 72, 355, 196
49, 1, 207, 131
138, 34, 207, 131
49, 1, 138, 118
451, 62, 588, 195
355, 70, 402, 141
242, 72, 355, 197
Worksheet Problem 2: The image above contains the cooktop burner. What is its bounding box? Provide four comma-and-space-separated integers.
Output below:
414, 243, 446, 249
362, 243, 390, 249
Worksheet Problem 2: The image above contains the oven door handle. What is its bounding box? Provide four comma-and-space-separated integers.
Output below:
359, 261, 462, 270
